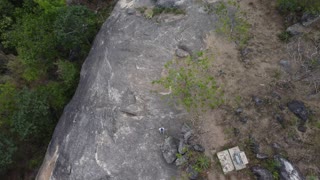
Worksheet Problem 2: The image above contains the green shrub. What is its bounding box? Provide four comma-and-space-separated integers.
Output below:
193, 155, 211, 172
10, 88, 54, 141
277, 0, 320, 14
0, 133, 17, 174
214, 1, 250, 49
278, 31, 293, 42
53, 6, 98, 57
153, 52, 224, 111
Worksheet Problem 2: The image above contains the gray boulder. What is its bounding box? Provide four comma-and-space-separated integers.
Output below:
301, 13, 320, 27
288, 100, 308, 122
161, 136, 178, 164
286, 23, 305, 36
37, 0, 220, 179
156, 0, 185, 8
274, 156, 305, 180
256, 153, 269, 160
251, 166, 274, 180
192, 144, 205, 152
175, 155, 187, 166
178, 139, 188, 154
186, 165, 198, 180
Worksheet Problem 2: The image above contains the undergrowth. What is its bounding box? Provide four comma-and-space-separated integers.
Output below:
211, 0, 251, 49
152, 51, 224, 111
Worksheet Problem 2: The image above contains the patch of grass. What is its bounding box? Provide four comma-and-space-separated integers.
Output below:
152, 51, 224, 111
192, 155, 211, 173
213, 1, 251, 49
277, 0, 320, 14
263, 159, 281, 180
136, 6, 185, 19
278, 31, 293, 42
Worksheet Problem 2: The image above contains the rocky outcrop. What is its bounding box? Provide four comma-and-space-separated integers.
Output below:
274, 156, 305, 180
37, 0, 218, 179
251, 166, 274, 180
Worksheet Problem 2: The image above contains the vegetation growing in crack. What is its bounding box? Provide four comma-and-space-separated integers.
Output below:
210, 0, 251, 49
152, 51, 224, 111
137, 6, 185, 19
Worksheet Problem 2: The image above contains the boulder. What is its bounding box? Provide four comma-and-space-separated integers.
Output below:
279, 60, 291, 73
253, 96, 264, 106
274, 156, 305, 180
156, 0, 185, 8
161, 137, 178, 164
175, 48, 189, 58
301, 13, 320, 27
175, 155, 187, 166
256, 153, 269, 160
37, 0, 221, 179
184, 130, 192, 143
287, 100, 308, 122
192, 144, 205, 152
178, 139, 188, 154
286, 23, 304, 36
251, 166, 274, 180
186, 165, 198, 180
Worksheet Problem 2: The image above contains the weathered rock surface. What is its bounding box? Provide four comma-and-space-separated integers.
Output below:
161, 136, 178, 164
286, 23, 305, 36
288, 100, 308, 122
251, 166, 274, 180
37, 0, 219, 179
274, 156, 305, 180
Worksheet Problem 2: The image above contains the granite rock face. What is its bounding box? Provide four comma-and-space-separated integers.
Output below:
37, 0, 218, 179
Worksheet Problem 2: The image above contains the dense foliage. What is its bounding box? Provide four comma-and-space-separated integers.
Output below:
277, 0, 320, 14
0, 0, 105, 177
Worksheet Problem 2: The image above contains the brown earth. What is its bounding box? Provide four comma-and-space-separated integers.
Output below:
193, 0, 320, 179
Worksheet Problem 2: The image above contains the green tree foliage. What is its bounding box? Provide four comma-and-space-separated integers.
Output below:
277, 0, 320, 14
10, 88, 53, 141
0, 133, 17, 174
54, 6, 98, 58
153, 52, 224, 111
0, 0, 104, 175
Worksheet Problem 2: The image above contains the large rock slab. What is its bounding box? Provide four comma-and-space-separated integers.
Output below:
37, 0, 218, 179
275, 156, 305, 180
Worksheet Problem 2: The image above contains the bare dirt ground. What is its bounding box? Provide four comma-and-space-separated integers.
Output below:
195, 0, 320, 179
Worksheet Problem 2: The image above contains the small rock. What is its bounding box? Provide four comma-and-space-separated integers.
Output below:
240, 47, 251, 58
286, 23, 304, 36
279, 104, 285, 111
301, 13, 320, 27
297, 125, 307, 133
175, 155, 187, 166
274, 156, 305, 180
156, 0, 178, 8
178, 139, 188, 154
126, 8, 136, 15
272, 142, 281, 151
186, 165, 199, 180
192, 144, 205, 152
235, 108, 243, 115
275, 114, 285, 127
181, 123, 191, 134
175, 48, 189, 58
253, 96, 263, 106
239, 116, 248, 124
251, 166, 274, 180
279, 60, 291, 73
161, 137, 178, 164
287, 100, 308, 122
184, 131, 192, 143
256, 153, 269, 160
